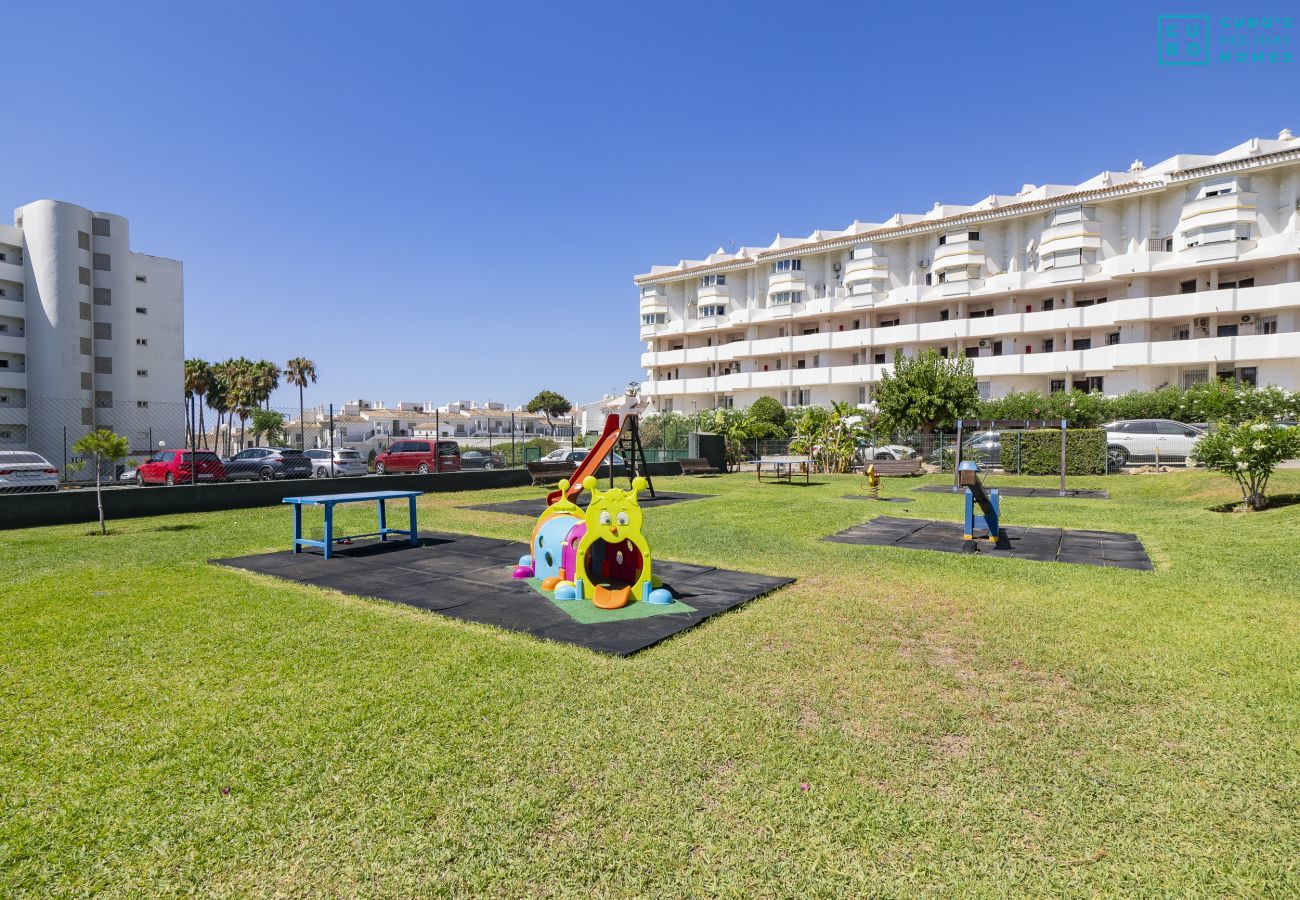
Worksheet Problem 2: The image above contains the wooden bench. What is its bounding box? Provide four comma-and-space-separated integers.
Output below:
526, 460, 577, 485
677, 457, 719, 475
863, 458, 924, 477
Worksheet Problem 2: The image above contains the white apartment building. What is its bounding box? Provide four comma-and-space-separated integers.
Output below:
636, 133, 1300, 413
0, 199, 184, 463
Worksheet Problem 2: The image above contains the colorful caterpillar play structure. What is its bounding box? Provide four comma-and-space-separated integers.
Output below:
512, 476, 673, 610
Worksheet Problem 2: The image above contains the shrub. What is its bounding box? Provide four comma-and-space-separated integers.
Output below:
748, 396, 788, 432
1016, 428, 1106, 476
1191, 420, 1300, 510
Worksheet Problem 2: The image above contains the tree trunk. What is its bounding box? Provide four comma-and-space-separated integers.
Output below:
299, 385, 305, 449
198, 398, 207, 450
95, 464, 105, 536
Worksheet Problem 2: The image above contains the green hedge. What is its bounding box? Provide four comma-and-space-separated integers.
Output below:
1016, 428, 1106, 476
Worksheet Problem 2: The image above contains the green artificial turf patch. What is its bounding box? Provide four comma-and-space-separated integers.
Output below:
527, 576, 697, 624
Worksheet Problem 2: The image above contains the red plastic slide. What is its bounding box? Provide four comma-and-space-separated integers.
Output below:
546, 413, 623, 506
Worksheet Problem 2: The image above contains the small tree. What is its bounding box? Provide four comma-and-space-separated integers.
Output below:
1192, 420, 1300, 510
874, 348, 979, 435
527, 390, 573, 431
251, 409, 286, 446
748, 395, 788, 433
71, 429, 130, 536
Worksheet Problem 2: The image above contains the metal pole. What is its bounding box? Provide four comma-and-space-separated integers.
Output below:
1059, 419, 1068, 495
329, 403, 335, 476
191, 399, 197, 486
952, 420, 964, 492
63, 426, 67, 485
511, 411, 516, 467
435, 410, 440, 473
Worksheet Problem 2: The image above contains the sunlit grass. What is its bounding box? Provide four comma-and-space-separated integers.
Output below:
1, 470, 1297, 896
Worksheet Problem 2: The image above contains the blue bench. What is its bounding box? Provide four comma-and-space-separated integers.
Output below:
283, 490, 423, 559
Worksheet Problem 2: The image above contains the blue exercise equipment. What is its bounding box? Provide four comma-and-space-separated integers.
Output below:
957, 461, 1000, 545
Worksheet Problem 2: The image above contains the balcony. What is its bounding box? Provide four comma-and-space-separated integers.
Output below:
768, 270, 806, 296
0, 333, 25, 354
917, 319, 967, 342
790, 331, 831, 353
843, 252, 889, 289
0, 369, 27, 390
1178, 191, 1258, 235
1039, 219, 1102, 256
932, 239, 985, 273
0, 404, 25, 426
696, 283, 730, 304
0, 260, 24, 284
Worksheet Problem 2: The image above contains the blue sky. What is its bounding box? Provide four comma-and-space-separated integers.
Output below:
5, 1, 1294, 410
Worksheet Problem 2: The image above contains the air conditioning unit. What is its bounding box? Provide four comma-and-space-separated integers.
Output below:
832, 262, 841, 272
918, 258, 930, 268
1195, 317, 1209, 328
1241, 314, 1253, 323
978, 339, 988, 348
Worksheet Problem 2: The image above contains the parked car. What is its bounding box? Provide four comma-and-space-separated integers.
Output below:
1102, 419, 1205, 467
304, 448, 368, 478
135, 449, 227, 486
928, 433, 1000, 467
541, 448, 626, 467
222, 447, 313, 481
460, 449, 506, 470
0, 451, 59, 492
374, 440, 461, 474
860, 443, 919, 461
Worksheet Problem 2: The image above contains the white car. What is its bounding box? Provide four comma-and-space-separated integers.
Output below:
1103, 419, 1205, 467
305, 448, 369, 478
861, 443, 919, 461
0, 451, 60, 492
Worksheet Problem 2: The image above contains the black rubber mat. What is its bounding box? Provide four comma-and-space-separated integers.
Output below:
825, 516, 1151, 569
461, 491, 711, 517
213, 531, 793, 656
911, 485, 1110, 499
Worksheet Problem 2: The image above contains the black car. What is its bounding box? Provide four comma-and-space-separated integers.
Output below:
223, 447, 313, 481
460, 450, 506, 469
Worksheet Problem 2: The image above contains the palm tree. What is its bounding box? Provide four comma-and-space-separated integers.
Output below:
183, 359, 211, 449
207, 360, 235, 456
230, 358, 258, 451
284, 357, 317, 449
252, 360, 281, 411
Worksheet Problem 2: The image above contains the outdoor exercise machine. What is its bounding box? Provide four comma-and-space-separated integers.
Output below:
950, 418, 1070, 496
514, 476, 674, 610
957, 461, 1000, 546
546, 383, 655, 506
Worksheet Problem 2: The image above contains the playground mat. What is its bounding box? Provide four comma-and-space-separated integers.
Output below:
825, 516, 1152, 569
461, 491, 710, 518
213, 532, 793, 656
911, 485, 1111, 499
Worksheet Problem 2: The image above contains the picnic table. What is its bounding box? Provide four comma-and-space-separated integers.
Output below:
283, 490, 423, 559
756, 455, 812, 484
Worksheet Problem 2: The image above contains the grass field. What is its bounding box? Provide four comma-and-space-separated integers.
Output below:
2, 471, 1298, 896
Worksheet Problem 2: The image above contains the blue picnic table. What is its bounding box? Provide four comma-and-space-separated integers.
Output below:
282, 490, 424, 559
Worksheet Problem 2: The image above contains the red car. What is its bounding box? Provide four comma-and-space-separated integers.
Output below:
135, 449, 227, 486
374, 440, 461, 475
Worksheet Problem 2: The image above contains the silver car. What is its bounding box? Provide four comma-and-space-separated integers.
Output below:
305, 448, 369, 478
0, 451, 60, 492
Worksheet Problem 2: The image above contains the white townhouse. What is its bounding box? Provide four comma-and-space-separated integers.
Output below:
636, 132, 1300, 413
0, 200, 185, 461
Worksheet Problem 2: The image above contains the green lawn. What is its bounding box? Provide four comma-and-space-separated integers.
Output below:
2, 471, 1297, 896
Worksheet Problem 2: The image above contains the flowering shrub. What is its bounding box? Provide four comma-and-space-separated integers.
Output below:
977, 381, 1300, 428
1191, 420, 1300, 510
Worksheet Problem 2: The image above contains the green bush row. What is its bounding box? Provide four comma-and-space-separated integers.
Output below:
1015, 428, 1106, 476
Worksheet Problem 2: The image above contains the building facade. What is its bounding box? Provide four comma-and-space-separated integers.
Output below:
636, 133, 1300, 413
0, 199, 184, 464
